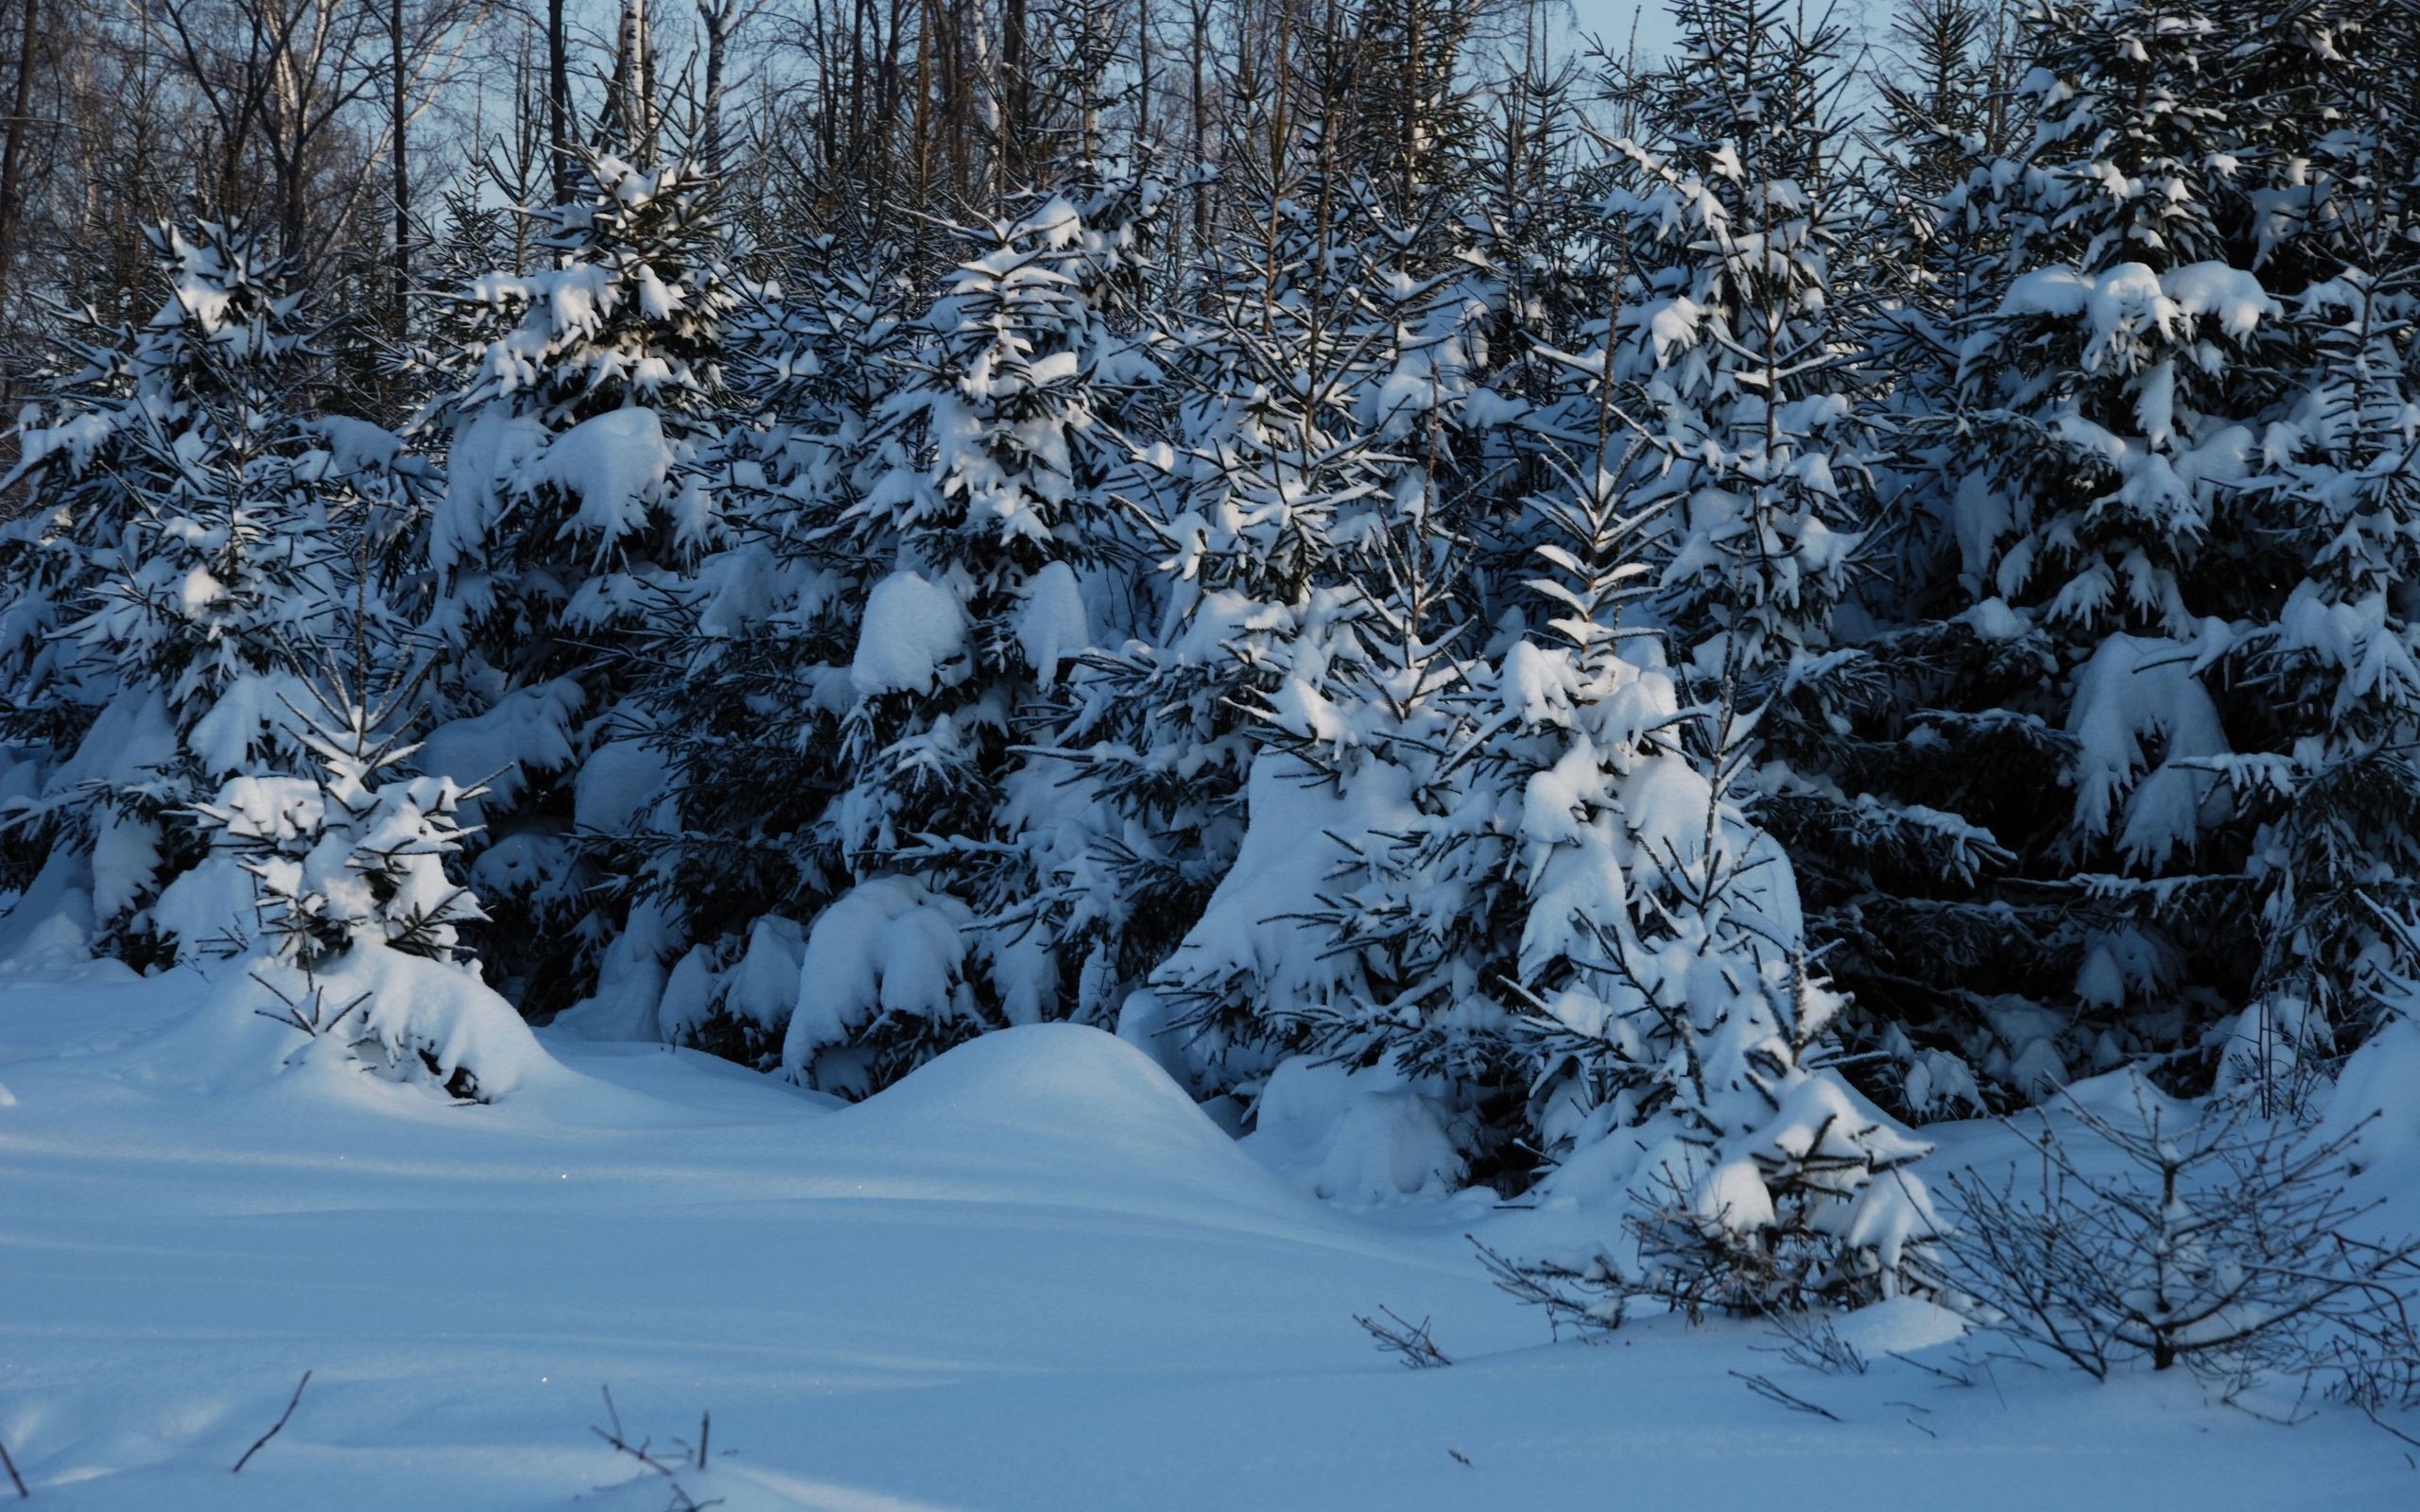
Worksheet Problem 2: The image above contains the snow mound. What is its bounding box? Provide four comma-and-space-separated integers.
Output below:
1829, 1295, 1969, 1356
820, 1023, 1321, 1223
2326, 1014, 2420, 1176
1243, 1056, 1465, 1205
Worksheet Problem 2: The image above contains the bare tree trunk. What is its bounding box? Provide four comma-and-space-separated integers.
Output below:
629, 0, 657, 159
1137, 0, 1151, 162
699, 0, 733, 174
548, 0, 571, 202
390, 0, 409, 330
998, 0, 1022, 192
1188, 0, 1207, 250
0, 0, 40, 323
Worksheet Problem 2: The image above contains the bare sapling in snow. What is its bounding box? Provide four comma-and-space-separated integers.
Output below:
1729, 1370, 1842, 1422
1941, 1078, 2420, 1403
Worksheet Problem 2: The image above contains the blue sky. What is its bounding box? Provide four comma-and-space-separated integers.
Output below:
1553, 0, 1892, 66
1562, 0, 1679, 59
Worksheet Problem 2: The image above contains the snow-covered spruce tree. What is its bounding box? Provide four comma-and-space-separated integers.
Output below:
0, 221, 419, 963
173, 673, 544, 1102
590, 234, 915, 1056
1864, 0, 2031, 573
1125, 417, 1485, 1192
1047, 146, 1355, 1059
1575, 0, 2006, 1120
1908, 0, 2420, 1098
0, 295, 152, 892
1459, 33, 1603, 593
1604, 0, 1876, 686
408, 149, 740, 1017
1691, 1, 2056, 1120
1491, 691, 1943, 1314
776, 183, 1161, 1096
1094, 43, 1521, 1162
1362, 310, 1939, 1290
172, 673, 486, 971
958, 169, 1176, 1037
1069, 0, 1552, 1130
1058, 254, 1392, 1088
2187, 0, 2420, 1090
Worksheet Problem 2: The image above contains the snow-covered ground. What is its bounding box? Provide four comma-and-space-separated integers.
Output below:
3, 966, 2413, 1511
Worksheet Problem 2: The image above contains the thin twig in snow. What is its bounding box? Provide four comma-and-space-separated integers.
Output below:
231, 1369, 312, 1474
591, 1385, 724, 1512
1731, 1370, 1841, 1421
1354, 1305, 1451, 1367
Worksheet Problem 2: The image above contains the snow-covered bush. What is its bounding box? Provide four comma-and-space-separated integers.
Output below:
781, 875, 984, 1097
171, 677, 527, 1101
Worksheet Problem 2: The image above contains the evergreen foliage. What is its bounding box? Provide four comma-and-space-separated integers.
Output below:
4, 0, 2418, 1264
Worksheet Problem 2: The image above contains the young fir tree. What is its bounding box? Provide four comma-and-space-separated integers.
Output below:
2, 222, 414, 961
1899, 0, 2302, 1098
777, 180, 1161, 1096
1602, 0, 1875, 682
583, 236, 914, 1057
1095, 29, 1502, 1134
1383, 256, 1937, 1277
1576, 0, 2005, 1118
2188, 0, 2420, 1091
408, 149, 741, 1016
1531, 0, 2420, 1116
175, 671, 542, 1103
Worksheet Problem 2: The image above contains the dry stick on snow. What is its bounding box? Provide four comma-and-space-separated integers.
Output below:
0, 1432, 26, 1498
1730, 1370, 1842, 1421
231, 1370, 313, 1474
591, 1385, 723, 1512
1354, 1305, 1451, 1368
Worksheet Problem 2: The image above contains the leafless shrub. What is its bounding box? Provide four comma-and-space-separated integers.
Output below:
1730, 1370, 1841, 1420
1940, 1080, 2420, 1405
